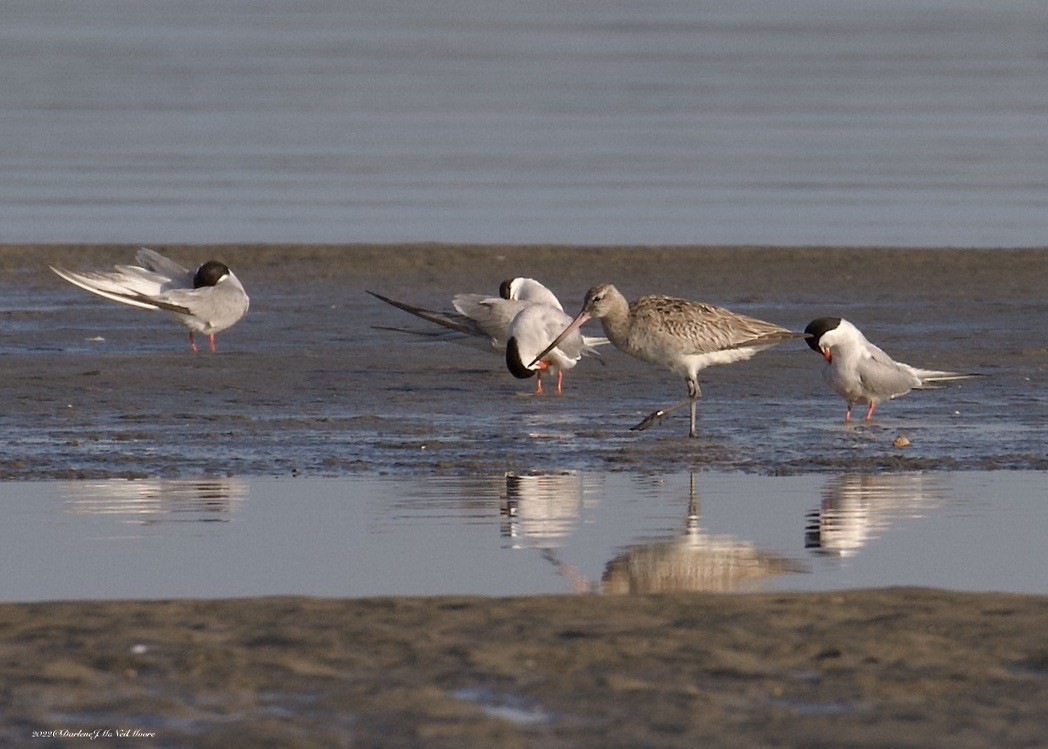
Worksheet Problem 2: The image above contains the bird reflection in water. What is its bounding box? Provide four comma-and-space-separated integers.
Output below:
500, 471, 586, 548
502, 472, 805, 594
805, 473, 948, 557
500, 471, 598, 593
601, 473, 806, 594
61, 478, 248, 524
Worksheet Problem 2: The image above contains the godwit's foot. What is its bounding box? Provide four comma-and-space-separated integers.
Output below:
631, 410, 666, 432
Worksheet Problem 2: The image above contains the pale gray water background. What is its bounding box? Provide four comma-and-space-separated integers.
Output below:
0, 471, 1044, 602
2, 0, 1047, 246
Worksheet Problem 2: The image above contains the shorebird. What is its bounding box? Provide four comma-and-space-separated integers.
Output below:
369, 277, 563, 351
51, 248, 249, 352
531, 283, 801, 436
804, 317, 981, 422
504, 303, 602, 394
369, 278, 606, 394
497, 277, 564, 309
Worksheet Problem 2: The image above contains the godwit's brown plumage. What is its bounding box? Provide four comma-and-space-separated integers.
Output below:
531, 283, 803, 436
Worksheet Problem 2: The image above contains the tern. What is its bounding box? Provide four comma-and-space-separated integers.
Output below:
504, 303, 602, 394
369, 277, 563, 349
368, 278, 606, 394
50, 247, 249, 352
531, 283, 802, 436
804, 317, 981, 421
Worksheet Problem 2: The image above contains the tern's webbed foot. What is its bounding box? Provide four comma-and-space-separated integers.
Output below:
631, 410, 665, 432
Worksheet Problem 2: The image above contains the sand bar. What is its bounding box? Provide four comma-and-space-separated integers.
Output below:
3, 589, 1047, 747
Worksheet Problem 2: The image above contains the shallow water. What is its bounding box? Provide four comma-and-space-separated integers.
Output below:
2, 1, 1048, 246
0, 471, 1044, 602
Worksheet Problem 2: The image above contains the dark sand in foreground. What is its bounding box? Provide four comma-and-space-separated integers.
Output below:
4, 589, 1047, 747
2, 246, 1046, 746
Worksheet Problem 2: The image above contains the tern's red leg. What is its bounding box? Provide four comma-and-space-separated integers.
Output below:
208, 334, 216, 353
534, 361, 550, 395
189, 331, 199, 353
865, 403, 876, 421
555, 370, 563, 395
844, 405, 852, 423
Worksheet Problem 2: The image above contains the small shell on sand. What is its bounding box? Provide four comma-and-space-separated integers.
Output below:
892, 435, 911, 448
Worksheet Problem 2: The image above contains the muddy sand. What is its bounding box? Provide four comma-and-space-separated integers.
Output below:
3, 589, 1047, 747
1, 244, 1045, 477
1, 245, 1046, 745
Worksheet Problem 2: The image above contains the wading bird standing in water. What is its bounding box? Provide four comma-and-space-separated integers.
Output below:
51, 248, 249, 352
531, 283, 802, 437
804, 317, 981, 422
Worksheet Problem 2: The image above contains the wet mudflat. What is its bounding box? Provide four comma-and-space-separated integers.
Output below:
3, 590, 1047, 747
1, 245, 1045, 478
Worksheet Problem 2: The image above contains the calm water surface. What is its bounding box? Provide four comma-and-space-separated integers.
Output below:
2, 0, 1047, 246
0, 471, 1044, 602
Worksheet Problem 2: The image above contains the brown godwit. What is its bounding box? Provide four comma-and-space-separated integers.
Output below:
531, 283, 802, 436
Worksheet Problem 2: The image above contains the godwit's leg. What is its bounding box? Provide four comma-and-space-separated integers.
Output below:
632, 379, 701, 437
189, 331, 199, 352
207, 334, 216, 353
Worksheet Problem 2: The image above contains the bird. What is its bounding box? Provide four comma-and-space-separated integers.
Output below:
504, 303, 602, 394
368, 278, 606, 394
530, 283, 802, 437
50, 247, 249, 352
497, 277, 564, 310
368, 277, 561, 351
804, 317, 981, 422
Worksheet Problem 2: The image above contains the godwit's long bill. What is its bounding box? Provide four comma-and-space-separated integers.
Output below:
804, 317, 983, 422
50, 247, 249, 352
531, 283, 802, 437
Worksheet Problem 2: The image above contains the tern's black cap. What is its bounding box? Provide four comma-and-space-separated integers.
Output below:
803, 317, 842, 353
193, 261, 230, 289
